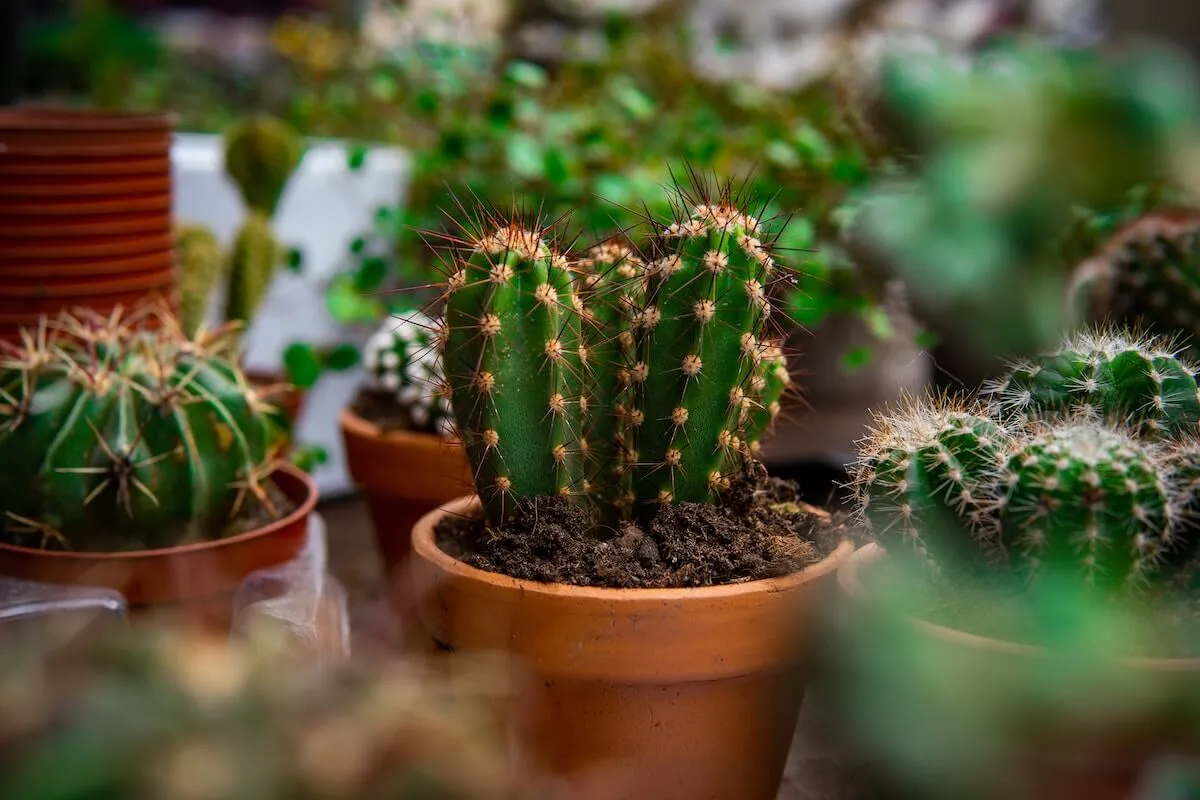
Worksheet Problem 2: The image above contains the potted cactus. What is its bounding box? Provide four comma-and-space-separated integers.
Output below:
838, 327, 1200, 800
0, 625, 532, 800
408, 179, 854, 798
0, 304, 317, 629
340, 310, 470, 584
176, 115, 311, 427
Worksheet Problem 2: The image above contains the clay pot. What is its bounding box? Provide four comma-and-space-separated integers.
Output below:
0, 275, 175, 315
341, 409, 472, 579
837, 544, 1200, 800
0, 463, 316, 630
0, 233, 175, 263
0, 175, 172, 199
0, 287, 180, 335
411, 496, 853, 799
0, 250, 172, 278
0, 108, 172, 148
0, 210, 169, 239
0, 154, 171, 177
0, 194, 172, 217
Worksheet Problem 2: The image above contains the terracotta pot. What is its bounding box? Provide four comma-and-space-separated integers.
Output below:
0, 193, 171, 217
837, 544, 1200, 800
0, 463, 316, 630
0, 108, 173, 148
0, 232, 174, 263
0, 211, 169, 239
0, 288, 180, 339
411, 496, 853, 799
0, 268, 174, 297
0, 250, 172, 278
0, 175, 172, 198
0, 279, 174, 315
0, 154, 171, 177
340, 409, 472, 580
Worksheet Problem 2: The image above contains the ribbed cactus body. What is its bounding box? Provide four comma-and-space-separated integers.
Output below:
997, 423, 1173, 591
577, 241, 644, 511
986, 330, 1200, 438
743, 340, 790, 455
1071, 213, 1200, 354
853, 403, 1009, 578
175, 224, 223, 338
630, 203, 776, 513
0, 312, 281, 551
1161, 441, 1200, 581
223, 116, 303, 216
443, 225, 585, 524
224, 211, 281, 327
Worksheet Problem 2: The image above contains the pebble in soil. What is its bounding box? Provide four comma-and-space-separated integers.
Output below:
435, 463, 858, 589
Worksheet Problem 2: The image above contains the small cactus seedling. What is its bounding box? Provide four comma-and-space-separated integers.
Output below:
995, 420, 1175, 592
223, 115, 304, 217
984, 328, 1200, 439
362, 310, 454, 437
441, 221, 586, 524
1070, 211, 1200, 355
175, 223, 224, 338
851, 395, 1011, 579
627, 193, 785, 515
0, 306, 286, 551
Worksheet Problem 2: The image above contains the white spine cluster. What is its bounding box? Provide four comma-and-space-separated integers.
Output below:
363, 311, 454, 437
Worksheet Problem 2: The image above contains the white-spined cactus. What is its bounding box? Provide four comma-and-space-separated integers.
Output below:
362, 311, 454, 437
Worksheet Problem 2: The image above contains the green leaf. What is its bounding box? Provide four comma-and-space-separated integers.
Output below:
860, 305, 896, 340
291, 445, 329, 473
346, 144, 368, 171
505, 61, 548, 90
914, 328, 941, 350
794, 123, 834, 166
766, 140, 801, 168
283, 342, 323, 389
506, 133, 545, 180
840, 345, 874, 373
284, 247, 304, 272
349, 236, 366, 255
326, 275, 384, 324
353, 256, 389, 292
324, 343, 361, 371
611, 79, 656, 121
369, 72, 398, 102
543, 147, 571, 186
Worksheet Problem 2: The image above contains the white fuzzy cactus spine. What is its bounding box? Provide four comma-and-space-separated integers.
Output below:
363, 310, 455, 437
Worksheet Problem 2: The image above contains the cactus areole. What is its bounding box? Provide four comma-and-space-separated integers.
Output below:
439, 184, 794, 528
0, 307, 289, 552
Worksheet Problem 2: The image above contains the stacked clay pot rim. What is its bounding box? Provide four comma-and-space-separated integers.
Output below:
0, 107, 178, 341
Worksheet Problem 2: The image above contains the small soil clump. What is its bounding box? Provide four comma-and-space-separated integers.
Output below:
350, 387, 423, 433
435, 462, 860, 589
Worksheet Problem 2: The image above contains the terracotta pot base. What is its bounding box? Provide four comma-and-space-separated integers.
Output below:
411, 496, 852, 799
0, 194, 171, 216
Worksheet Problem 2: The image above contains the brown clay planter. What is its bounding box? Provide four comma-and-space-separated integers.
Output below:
0, 288, 180, 340
0, 463, 316, 631
340, 408, 472, 578
0, 174, 172, 198
0, 250, 172, 278
0, 154, 171, 177
0, 268, 174, 297
0, 232, 174, 263
0, 193, 171, 217
0, 279, 175, 315
837, 544, 1200, 800
0, 211, 170, 239
411, 495, 853, 799
0, 108, 172, 148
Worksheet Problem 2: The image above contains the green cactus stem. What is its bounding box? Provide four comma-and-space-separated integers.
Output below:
0, 308, 285, 551
175, 223, 224, 338
576, 239, 644, 513
984, 328, 1200, 439
627, 194, 782, 516
996, 420, 1174, 592
1160, 439, 1200, 583
743, 339, 791, 456
224, 211, 282, 329
223, 115, 304, 217
442, 221, 586, 524
1069, 211, 1200, 356
852, 396, 1011, 579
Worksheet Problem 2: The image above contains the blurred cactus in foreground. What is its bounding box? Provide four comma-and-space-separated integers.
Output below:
0, 626, 527, 800
437, 176, 796, 526
176, 223, 224, 338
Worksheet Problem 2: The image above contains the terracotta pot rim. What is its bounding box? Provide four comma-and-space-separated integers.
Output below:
415, 494, 853, 603
0, 462, 317, 562
339, 406, 454, 447
0, 107, 176, 132
838, 543, 1200, 671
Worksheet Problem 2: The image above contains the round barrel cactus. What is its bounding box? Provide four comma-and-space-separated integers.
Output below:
0, 308, 285, 552
996, 421, 1174, 592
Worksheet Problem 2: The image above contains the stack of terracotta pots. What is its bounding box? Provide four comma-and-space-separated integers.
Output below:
0, 108, 178, 342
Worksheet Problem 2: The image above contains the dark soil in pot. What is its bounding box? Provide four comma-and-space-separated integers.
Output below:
435, 463, 862, 589
349, 386, 440, 434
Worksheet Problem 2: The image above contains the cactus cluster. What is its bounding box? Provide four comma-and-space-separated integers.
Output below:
1070, 212, 1200, 357
435, 181, 795, 526
0, 626, 526, 800
361, 310, 454, 436
175, 116, 304, 339
0, 305, 287, 552
853, 328, 1200, 595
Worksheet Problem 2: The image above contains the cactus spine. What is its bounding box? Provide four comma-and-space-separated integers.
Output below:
628, 199, 779, 515
985, 328, 1200, 438
743, 339, 791, 455
852, 398, 1010, 578
442, 223, 585, 524
175, 223, 224, 338
0, 307, 284, 551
